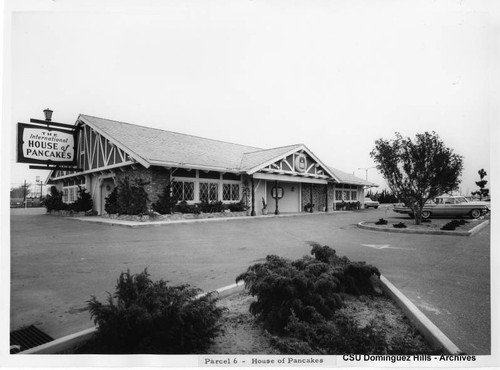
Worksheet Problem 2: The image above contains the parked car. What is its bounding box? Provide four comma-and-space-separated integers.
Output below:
393, 195, 490, 219
363, 197, 380, 209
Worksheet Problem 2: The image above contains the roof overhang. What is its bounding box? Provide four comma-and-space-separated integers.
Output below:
253, 172, 328, 184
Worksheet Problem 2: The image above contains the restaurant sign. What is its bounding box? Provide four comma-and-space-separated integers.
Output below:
17, 123, 77, 166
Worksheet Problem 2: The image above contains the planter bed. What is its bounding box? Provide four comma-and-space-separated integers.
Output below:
47, 210, 97, 217
61, 287, 437, 355
361, 214, 489, 235
204, 290, 438, 355
101, 211, 248, 222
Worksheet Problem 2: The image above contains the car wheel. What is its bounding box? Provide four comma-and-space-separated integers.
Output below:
470, 209, 481, 219
421, 211, 431, 219
409, 213, 414, 218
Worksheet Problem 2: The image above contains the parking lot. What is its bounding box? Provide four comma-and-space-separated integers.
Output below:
10, 208, 490, 354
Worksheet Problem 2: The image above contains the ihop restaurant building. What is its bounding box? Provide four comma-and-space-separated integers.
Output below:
47, 115, 376, 215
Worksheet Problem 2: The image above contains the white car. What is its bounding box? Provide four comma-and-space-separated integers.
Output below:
364, 197, 380, 209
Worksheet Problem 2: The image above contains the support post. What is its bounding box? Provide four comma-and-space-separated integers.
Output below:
325, 184, 328, 212
274, 180, 280, 215
309, 183, 313, 213
251, 177, 256, 216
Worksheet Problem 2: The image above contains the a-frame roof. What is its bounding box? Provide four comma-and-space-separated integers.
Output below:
79, 115, 260, 172
48, 114, 374, 186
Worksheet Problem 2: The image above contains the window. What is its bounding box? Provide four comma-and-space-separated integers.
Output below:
343, 191, 350, 201
200, 182, 218, 202
172, 181, 194, 201
351, 191, 357, 200
223, 183, 240, 201
62, 177, 86, 203
335, 190, 342, 200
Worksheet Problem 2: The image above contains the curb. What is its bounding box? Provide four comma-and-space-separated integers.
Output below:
19, 278, 460, 355
358, 220, 489, 237
65, 211, 346, 228
379, 275, 461, 354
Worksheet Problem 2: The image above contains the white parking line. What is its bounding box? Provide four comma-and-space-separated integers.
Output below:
361, 244, 416, 251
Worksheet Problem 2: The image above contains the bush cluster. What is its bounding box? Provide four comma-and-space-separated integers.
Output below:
236, 244, 380, 333
152, 182, 177, 214
44, 186, 93, 212
87, 269, 224, 354
375, 218, 388, 225
393, 222, 407, 229
335, 201, 361, 210
169, 200, 246, 214
236, 245, 436, 354
105, 177, 149, 215
441, 219, 468, 231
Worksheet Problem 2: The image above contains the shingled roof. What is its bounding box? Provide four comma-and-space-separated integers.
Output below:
77, 114, 374, 186
80, 115, 260, 172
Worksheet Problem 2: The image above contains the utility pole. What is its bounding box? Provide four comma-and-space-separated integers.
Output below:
23, 180, 27, 209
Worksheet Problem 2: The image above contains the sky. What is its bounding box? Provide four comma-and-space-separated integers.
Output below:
2, 0, 497, 196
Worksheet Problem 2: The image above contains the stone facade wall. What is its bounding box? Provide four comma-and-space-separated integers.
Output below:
301, 183, 333, 212
115, 166, 154, 207
114, 166, 173, 206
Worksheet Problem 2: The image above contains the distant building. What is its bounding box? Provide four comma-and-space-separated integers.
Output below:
47, 115, 376, 215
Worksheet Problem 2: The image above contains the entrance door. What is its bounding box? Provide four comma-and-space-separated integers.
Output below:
100, 178, 115, 215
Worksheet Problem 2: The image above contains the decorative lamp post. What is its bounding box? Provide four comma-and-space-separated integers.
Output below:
43, 108, 53, 122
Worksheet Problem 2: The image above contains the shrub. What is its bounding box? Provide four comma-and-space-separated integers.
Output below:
198, 200, 226, 213
104, 187, 119, 214
271, 311, 387, 355
375, 218, 388, 225
441, 219, 465, 231
174, 201, 200, 214
44, 186, 67, 211
236, 244, 380, 333
227, 200, 246, 212
152, 182, 177, 214
116, 177, 149, 215
393, 222, 407, 228
71, 186, 93, 212
87, 269, 224, 354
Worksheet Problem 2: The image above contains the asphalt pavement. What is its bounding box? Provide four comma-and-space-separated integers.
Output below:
9, 207, 491, 354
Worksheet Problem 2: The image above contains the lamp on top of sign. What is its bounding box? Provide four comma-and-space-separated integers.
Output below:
17, 123, 77, 166
271, 187, 284, 199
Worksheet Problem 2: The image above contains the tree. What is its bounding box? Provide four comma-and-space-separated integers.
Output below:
10, 183, 32, 199
152, 181, 177, 214
115, 177, 149, 215
44, 186, 67, 211
370, 132, 463, 224
72, 186, 94, 212
471, 169, 489, 200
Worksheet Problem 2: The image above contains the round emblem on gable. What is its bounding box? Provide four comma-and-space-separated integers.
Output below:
294, 154, 307, 173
